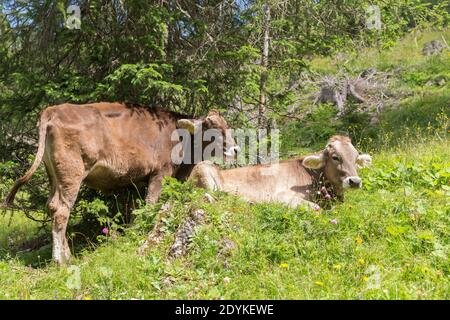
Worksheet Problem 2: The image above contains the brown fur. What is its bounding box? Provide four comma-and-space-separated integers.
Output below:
328, 135, 352, 143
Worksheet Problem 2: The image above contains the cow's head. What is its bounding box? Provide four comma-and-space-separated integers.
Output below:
177, 109, 239, 161
302, 136, 371, 194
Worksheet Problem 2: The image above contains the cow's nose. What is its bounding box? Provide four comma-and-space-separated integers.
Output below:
348, 177, 362, 188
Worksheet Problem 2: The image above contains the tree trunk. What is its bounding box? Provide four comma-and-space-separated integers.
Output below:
257, 3, 270, 164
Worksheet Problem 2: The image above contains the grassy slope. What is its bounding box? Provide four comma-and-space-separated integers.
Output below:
282, 29, 450, 155
0, 30, 449, 300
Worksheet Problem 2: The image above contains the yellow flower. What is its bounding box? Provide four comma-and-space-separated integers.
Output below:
358, 258, 365, 265
83, 296, 93, 300
355, 237, 364, 245
315, 281, 324, 287
280, 263, 289, 268
333, 264, 342, 270
363, 276, 370, 282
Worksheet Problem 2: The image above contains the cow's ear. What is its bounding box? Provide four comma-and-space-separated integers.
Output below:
177, 119, 200, 134
302, 154, 325, 169
356, 154, 372, 168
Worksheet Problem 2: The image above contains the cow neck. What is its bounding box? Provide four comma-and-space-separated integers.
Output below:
307, 168, 342, 205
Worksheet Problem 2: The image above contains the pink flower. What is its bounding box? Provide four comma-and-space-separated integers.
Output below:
102, 227, 109, 235
324, 194, 332, 200
330, 219, 338, 225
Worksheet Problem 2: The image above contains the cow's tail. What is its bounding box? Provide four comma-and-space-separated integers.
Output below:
3, 111, 50, 207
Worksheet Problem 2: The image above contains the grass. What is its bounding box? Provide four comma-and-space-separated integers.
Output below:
310, 28, 450, 75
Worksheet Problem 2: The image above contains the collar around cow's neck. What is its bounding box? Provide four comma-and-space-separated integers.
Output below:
308, 170, 343, 207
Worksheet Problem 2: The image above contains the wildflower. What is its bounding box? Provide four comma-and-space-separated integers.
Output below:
313, 204, 321, 211
363, 276, 370, 282
333, 264, 342, 270
83, 296, 93, 300
280, 263, 289, 268
358, 258, 365, 265
223, 277, 231, 284
330, 219, 338, 225
355, 237, 363, 245
102, 227, 109, 235
324, 194, 332, 200
315, 281, 324, 287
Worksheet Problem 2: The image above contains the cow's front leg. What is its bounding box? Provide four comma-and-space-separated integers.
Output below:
145, 166, 173, 205
276, 192, 321, 211
289, 197, 321, 211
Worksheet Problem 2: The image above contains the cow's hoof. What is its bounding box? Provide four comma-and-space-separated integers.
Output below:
54, 257, 71, 266
53, 251, 72, 266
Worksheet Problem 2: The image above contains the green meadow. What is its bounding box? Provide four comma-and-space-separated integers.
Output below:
0, 29, 449, 300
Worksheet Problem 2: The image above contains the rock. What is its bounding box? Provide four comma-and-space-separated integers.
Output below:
360, 67, 377, 79
436, 76, 446, 86
137, 202, 171, 255
169, 209, 206, 259
425, 76, 447, 87
218, 238, 236, 257
422, 40, 445, 56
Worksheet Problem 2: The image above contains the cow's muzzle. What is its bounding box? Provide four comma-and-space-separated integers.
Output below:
343, 176, 362, 189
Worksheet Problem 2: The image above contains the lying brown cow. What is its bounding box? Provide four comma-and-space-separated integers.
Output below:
3, 102, 238, 264
189, 135, 371, 209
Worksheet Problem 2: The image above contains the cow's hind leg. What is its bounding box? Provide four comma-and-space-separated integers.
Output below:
45, 150, 85, 265
47, 177, 83, 265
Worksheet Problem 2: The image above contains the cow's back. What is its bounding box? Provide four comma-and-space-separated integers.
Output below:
220, 159, 315, 202
43, 102, 179, 192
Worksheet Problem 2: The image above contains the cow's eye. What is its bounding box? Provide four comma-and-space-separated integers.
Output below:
332, 155, 340, 162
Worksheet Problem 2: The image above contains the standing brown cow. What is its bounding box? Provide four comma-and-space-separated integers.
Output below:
3, 102, 238, 265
